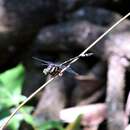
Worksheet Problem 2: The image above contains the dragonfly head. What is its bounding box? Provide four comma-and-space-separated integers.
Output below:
43, 64, 53, 75
43, 68, 49, 75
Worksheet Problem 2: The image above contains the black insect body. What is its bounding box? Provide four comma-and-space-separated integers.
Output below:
33, 57, 78, 76
43, 64, 62, 76
33, 53, 93, 76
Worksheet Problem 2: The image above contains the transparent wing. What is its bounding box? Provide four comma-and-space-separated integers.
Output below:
66, 67, 79, 76
32, 57, 52, 65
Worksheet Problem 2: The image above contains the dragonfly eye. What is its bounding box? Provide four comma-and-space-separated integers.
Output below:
43, 68, 49, 75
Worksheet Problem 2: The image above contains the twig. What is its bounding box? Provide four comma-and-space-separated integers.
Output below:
60, 53, 93, 66
0, 11, 130, 130
59, 12, 130, 74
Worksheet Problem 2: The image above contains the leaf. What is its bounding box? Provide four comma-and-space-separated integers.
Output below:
20, 106, 34, 126
0, 64, 26, 108
0, 109, 10, 119
0, 64, 25, 93
35, 120, 64, 130
0, 113, 23, 130
0, 106, 35, 130
8, 114, 24, 130
65, 114, 82, 130
0, 64, 36, 130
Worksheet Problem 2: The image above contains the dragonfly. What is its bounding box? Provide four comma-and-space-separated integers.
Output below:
33, 53, 93, 77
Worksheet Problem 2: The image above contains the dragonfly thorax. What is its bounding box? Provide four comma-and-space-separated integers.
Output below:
43, 64, 61, 76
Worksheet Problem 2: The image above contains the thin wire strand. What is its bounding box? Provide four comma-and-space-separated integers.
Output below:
0, 11, 130, 130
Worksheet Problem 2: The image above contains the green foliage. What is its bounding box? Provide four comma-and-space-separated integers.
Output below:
0, 64, 82, 130
34, 115, 82, 130
0, 64, 26, 109
0, 64, 34, 130
65, 115, 82, 130
35, 120, 65, 130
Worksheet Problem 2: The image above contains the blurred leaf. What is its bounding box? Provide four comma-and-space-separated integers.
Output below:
8, 113, 24, 130
65, 114, 82, 130
20, 106, 34, 126
0, 106, 34, 130
0, 109, 10, 119
35, 120, 64, 130
0, 113, 23, 130
0, 64, 24, 92
0, 64, 30, 130
0, 64, 26, 109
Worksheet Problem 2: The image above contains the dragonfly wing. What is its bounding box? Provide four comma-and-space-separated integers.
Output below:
32, 57, 52, 64
66, 67, 79, 76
